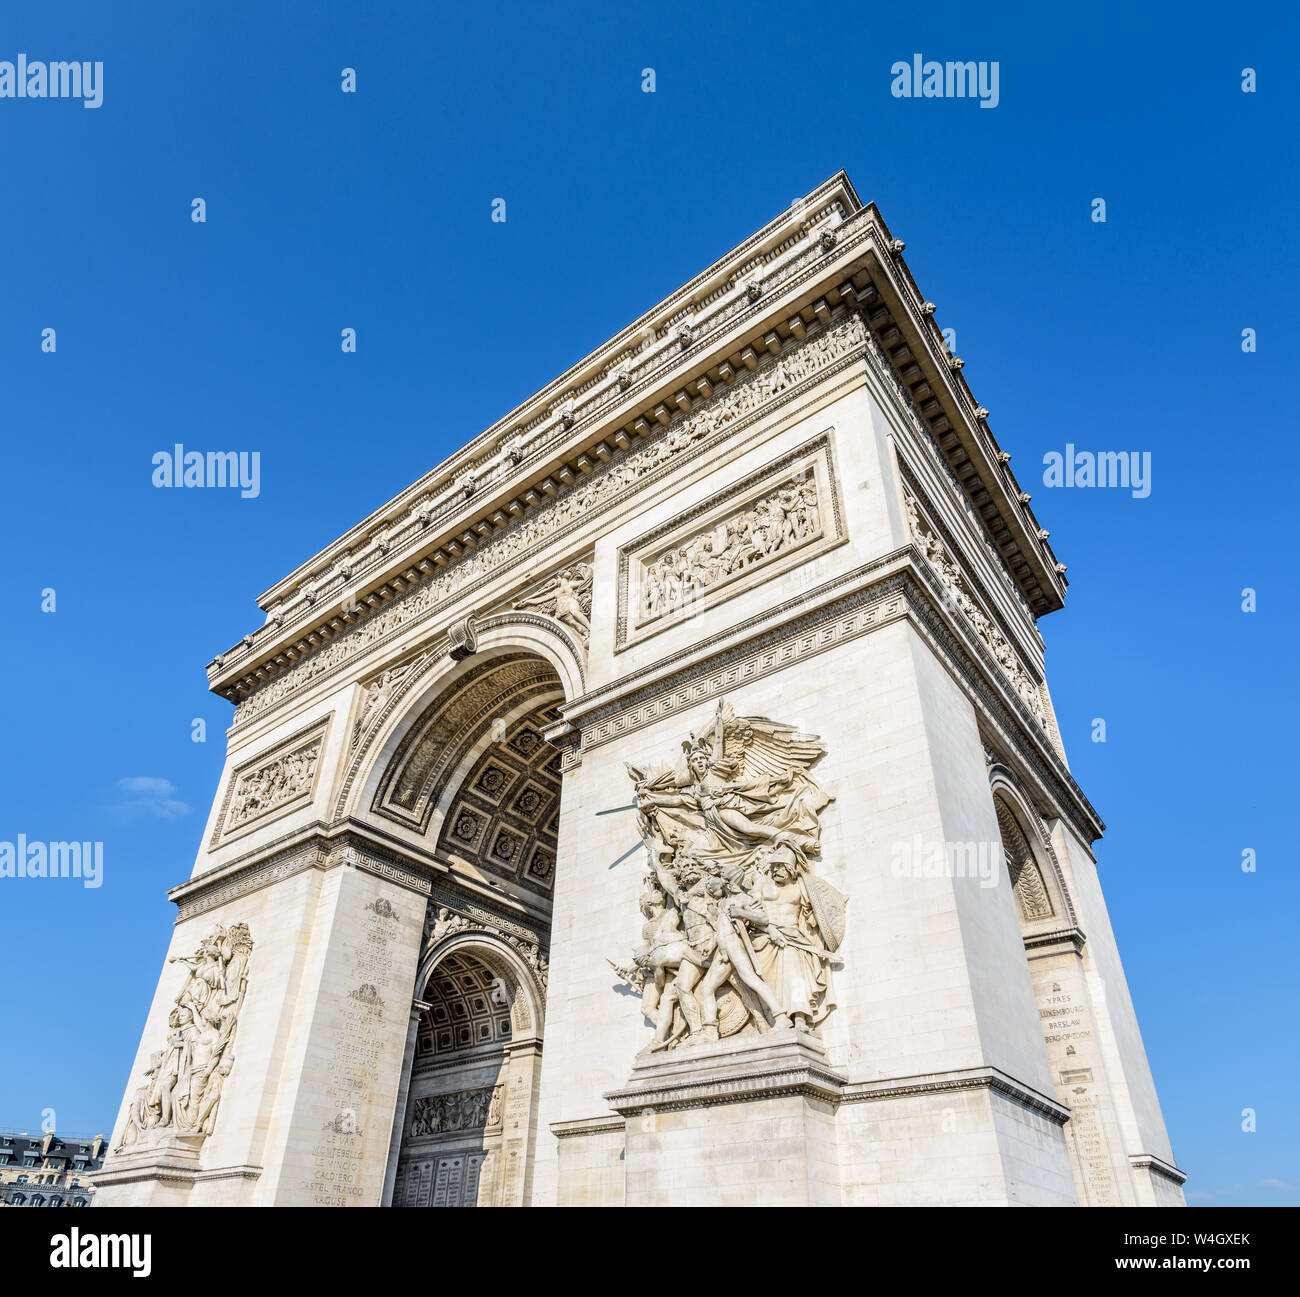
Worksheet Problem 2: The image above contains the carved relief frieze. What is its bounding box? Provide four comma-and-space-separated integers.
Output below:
231, 195, 854, 664
423, 901, 550, 997
229, 311, 869, 727
410, 1086, 504, 1137
510, 561, 593, 651
869, 332, 1032, 617
115, 922, 253, 1151
212, 717, 331, 846
616, 433, 846, 648
904, 491, 1047, 728
610, 700, 847, 1052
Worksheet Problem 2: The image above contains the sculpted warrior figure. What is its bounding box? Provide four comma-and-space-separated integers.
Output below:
630, 700, 830, 859
612, 701, 846, 1051
514, 563, 594, 644
696, 880, 792, 1042
115, 922, 253, 1150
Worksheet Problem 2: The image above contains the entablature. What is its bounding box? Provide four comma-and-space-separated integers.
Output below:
208, 171, 1066, 710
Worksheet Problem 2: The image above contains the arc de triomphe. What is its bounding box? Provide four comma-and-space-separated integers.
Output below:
95, 173, 1185, 1208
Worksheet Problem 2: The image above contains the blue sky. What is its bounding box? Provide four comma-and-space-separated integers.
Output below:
1, 1, 1294, 1204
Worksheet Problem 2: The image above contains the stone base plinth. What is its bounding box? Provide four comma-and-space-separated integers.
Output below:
93, 1131, 261, 1207
604, 1028, 845, 1206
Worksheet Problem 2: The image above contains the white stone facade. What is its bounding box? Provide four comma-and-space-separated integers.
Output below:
94, 173, 1185, 1208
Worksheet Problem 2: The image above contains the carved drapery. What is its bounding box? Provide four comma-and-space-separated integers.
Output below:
115, 922, 253, 1150
612, 700, 846, 1052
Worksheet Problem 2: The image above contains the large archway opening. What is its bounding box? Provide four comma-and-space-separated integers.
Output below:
370, 648, 563, 1207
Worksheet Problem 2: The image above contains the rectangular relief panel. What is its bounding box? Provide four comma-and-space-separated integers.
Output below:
615, 430, 847, 650
211, 715, 332, 846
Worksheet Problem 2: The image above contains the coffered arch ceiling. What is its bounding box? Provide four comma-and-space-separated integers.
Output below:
371, 652, 563, 895
417, 950, 513, 1060
434, 708, 561, 892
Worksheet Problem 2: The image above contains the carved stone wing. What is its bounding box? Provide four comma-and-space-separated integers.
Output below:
727, 715, 828, 784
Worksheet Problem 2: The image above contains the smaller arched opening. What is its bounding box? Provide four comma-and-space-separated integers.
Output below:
987, 766, 1140, 1204
988, 770, 1076, 940
387, 933, 544, 1208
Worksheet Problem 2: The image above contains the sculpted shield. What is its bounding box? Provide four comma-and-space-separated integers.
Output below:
802, 872, 848, 952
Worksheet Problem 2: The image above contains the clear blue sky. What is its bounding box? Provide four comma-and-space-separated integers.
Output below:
1, 1, 1294, 1205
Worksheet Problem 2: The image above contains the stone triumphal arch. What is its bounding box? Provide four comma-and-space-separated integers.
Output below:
96, 173, 1185, 1207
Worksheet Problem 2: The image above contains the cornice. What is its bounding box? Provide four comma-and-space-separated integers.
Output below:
859, 201, 1067, 608
604, 1032, 846, 1116
218, 304, 872, 721
254, 173, 864, 616
168, 820, 552, 930
208, 171, 1065, 701
1128, 1152, 1188, 1186
1022, 926, 1088, 957
838, 1065, 1070, 1125
549, 1114, 626, 1140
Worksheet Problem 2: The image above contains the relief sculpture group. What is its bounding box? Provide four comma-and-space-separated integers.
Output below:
612, 700, 847, 1050
642, 477, 821, 622
116, 923, 254, 1150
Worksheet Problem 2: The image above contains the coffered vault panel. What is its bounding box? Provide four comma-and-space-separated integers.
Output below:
436, 705, 562, 893
418, 951, 513, 1059
371, 653, 562, 835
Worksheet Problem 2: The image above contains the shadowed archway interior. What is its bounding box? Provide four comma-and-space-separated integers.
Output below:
381, 651, 561, 1207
